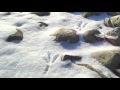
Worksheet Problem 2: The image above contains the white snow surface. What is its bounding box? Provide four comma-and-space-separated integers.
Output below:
0, 12, 119, 78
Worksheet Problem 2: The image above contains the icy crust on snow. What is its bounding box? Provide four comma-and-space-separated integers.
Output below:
0, 12, 119, 78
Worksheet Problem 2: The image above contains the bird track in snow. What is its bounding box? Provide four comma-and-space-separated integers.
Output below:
76, 22, 88, 30
43, 51, 59, 73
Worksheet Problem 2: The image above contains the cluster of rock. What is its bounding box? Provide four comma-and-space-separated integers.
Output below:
82, 27, 120, 46
51, 27, 120, 46
5, 12, 120, 77
59, 12, 120, 77
6, 12, 50, 43
81, 12, 120, 77
82, 12, 120, 28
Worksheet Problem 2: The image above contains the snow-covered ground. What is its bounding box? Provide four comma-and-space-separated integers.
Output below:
0, 12, 119, 78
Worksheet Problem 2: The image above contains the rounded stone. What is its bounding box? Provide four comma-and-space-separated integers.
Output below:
51, 28, 80, 44
83, 29, 103, 43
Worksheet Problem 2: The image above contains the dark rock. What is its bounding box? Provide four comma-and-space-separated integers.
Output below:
31, 12, 50, 16
62, 55, 82, 61
6, 29, 23, 42
39, 22, 48, 27
51, 28, 80, 44
69, 35, 80, 44
107, 12, 120, 16
82, 12, 95, 18
5, 12, 11, 15
83, 29, 103, 43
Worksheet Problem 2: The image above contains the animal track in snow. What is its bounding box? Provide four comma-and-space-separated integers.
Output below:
43, 51, 59, 73
80, 22, 87, 29
76, 22, 88, 30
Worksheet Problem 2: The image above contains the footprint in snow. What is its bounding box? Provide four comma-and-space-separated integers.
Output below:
43, 51, 59, 73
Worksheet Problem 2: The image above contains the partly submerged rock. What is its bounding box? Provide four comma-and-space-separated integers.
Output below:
61, 55, 82, 61
51, 28, 80, 44
82, 12, 95, 18
6, 29, 23, 42
83, 29, 103, 43
31, 12, 50, 16
92, 49, 120, 76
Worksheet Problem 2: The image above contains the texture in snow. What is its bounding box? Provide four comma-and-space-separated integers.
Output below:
0, 12, 119, 78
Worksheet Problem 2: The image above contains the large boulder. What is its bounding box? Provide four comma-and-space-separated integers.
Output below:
6, 29, 23, 42
31, 12, 50, 16
92, 49, 120, 76
82, 12, 95, 18
83, 29, 103, 43
50, 28, 80, 44
104, 15, 120, 27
